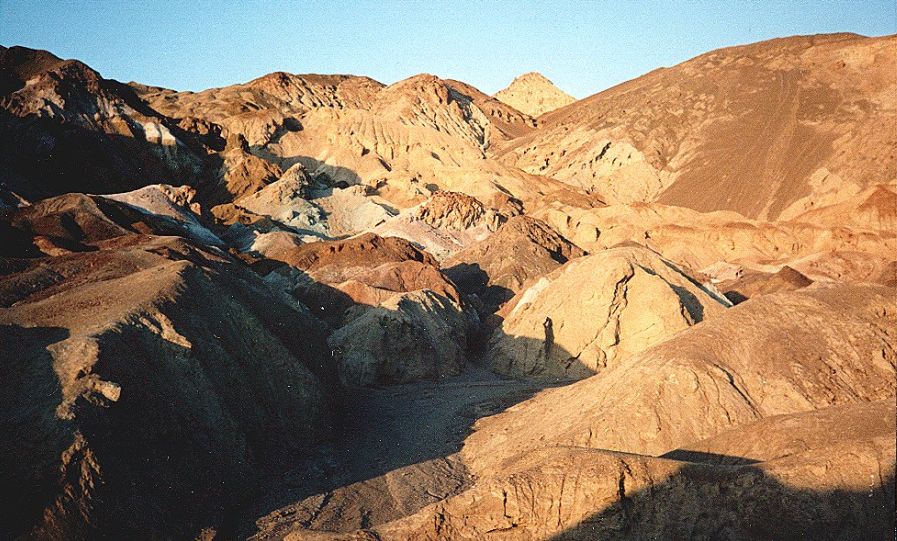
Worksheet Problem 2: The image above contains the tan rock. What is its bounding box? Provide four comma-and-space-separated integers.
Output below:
233, 162, 331, 236
206, 146, 283, 207
715, 265, 813, 304
497, 34, 897, 220
487, 245, 730, 380
788, 183, 897, 232
414, 190, 503, 232
0, 46, 207, 200
362, 402, 895, 541
443, 215, 585, 311
328, 290, 471, 385
531, 200, 896, 283
465, 284, 897, 473
494, 71, 576, 117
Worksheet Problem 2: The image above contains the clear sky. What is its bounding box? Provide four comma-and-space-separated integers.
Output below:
1, 1, 894, 98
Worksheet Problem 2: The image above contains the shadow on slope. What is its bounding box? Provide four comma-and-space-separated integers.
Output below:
283, 155, 364, 189
550, 460, 895, 541
0, 324, 70, 539
232, 327, 574, 538
0, 110, 207, 202
443, 261, 516, 315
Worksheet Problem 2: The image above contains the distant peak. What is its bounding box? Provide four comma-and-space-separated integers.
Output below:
389, 73, 445, 87
513, 71, 554, 84
493, 71, 575, 117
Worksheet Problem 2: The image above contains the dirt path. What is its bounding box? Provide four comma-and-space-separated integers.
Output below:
241, 366, 550, 538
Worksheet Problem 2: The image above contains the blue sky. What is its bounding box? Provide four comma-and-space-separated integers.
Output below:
1, 1, 894, 98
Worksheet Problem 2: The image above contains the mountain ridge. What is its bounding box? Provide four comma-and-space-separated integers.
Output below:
1, 30, 894, 539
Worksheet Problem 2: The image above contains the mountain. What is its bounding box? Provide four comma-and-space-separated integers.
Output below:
134, 70, 570, 212
494, 71, 576, 117
1, 32, 895, 539
0, 46, 207, 201
0, 194, 336, 538
495, 33, 897, 219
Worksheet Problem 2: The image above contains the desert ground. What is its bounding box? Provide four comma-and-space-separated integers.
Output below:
0, 32, 895, 540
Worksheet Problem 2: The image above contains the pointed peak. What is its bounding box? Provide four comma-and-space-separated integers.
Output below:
494, 71, 575, 117
513, 71, 554, 84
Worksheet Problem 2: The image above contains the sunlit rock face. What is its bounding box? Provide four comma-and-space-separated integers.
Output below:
1, 31, 895, 540
494, 71, 576, 117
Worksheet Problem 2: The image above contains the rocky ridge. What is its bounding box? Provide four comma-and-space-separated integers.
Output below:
1, 32, 895, 540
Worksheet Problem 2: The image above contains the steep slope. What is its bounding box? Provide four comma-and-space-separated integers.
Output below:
103, 184, 223, 246
1, 45, 586, 239
0, 46, 208, 200
0, 195, 335, 538
498, 33, 897, 219
487, 245, 731, 380
665, 398, 895, 465
494, 71, 576, 117
133, 72, 384, 129
465, 284, 896, 472
356, 401, 895, 540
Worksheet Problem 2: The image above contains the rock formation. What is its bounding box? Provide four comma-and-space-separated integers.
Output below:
494, 71, 576, 117
465, 284, 896, 471
0, 194, 335, 538
487, 245, 731, 380
370, 191, 508, 260
263, 232, 436, 281
357, 401, 895, 540
328, 290, 472, 386
444, 215, 585, 312
531, 199, 895, 286
252, 232, 464, 329
1, 31, 895, 540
